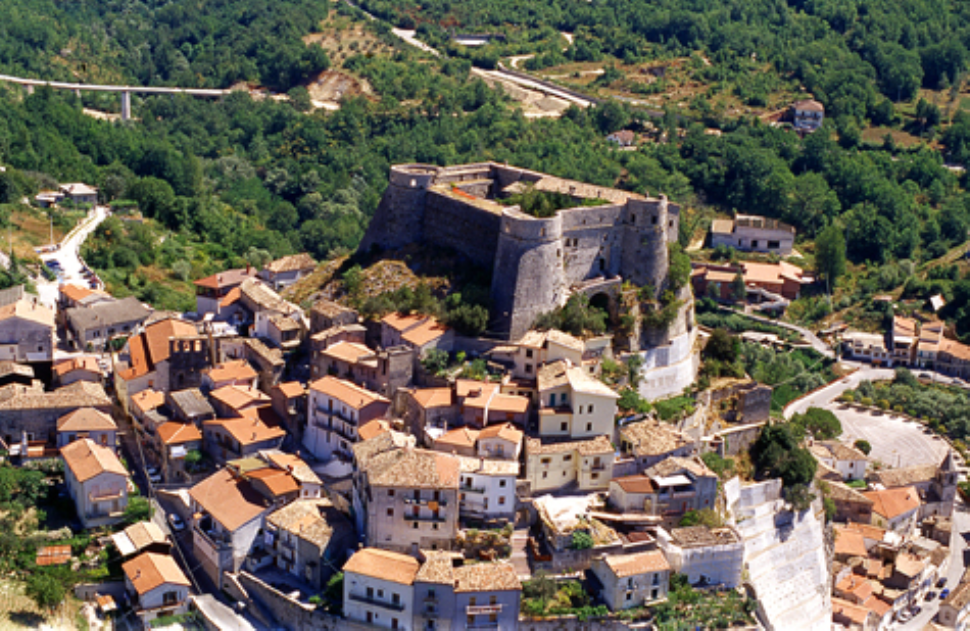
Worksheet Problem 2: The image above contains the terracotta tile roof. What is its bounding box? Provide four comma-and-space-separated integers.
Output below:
0, 299, 54, 327
409, 388, 455, 409
833, 528, 868, 558
478, 423, 523, 444
246, 467, 300, 497
312, 299, 356, 319
131, 389, 165, 415
365, 448, 460, 489
169, 388, 215, 419
620, 419, 691, 457
60, 284, 95, 302
415, 550, 462, 584
61, 182, 98, 195
352, 431, 415, 468
403, 319, 449, 348
119, 318, 198, 381
358, 419, 391, 441
53, 356, 101, 378
453, 563, 522, 592
157, 422, 202, 445
832, 597, 871, 626
204, 418, 285, 446
236, 278, 299, 314
274, 382, 304, 398
206, 360, 257, 384
320, 341, 374, 364
526, 435, 613, 456
435, 426, 480, 450
817, 440, 868, 462
543, 329, 585, 352
123, 552, 190, 595
123, 521, 167, 551
36, 545, 71, 566
872, 464, 940, 489
456, 455, 518, 477
264, 253, 315, 274
66, 296, 150, 333
836, 574, 873, 601
863, 486, 921, 520
825, 481, 873, 505
218, 286, 241, 308
309, 376, 388, 409
260, 451, 321, 486
61, 438, 128, 483
57, 408, 116, 432
344, 548, 420, 585
210, 385, 271, 412
193, 267, 256, 290
602, 550, 671, 578
894, 552, 926, 578
646, 456, 715, 480
267, 498, 349, 549
611, 474, 656, 494
190, 468, 270, 531
841, 522, 888, 542
538, 360, 618, 399
381, 312, 427, 333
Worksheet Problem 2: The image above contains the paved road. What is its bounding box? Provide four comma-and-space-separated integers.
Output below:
724, 306, 834, 358
36, 205, 108, 308
784, 366, 895, 419
899, 504, 970, 629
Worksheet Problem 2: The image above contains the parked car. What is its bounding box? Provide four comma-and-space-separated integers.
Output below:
146, 467, 162, 484
167, 513, 185, 532
925, 591, 937, 601
938, 577, 949, 589
941, 588, 951, 600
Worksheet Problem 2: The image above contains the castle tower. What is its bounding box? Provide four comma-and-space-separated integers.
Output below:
359, 164, 438, 253
620, 196, 673, 296
490, 208, 566, 341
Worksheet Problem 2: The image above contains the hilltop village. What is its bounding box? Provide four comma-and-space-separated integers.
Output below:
2, 164, 968, 631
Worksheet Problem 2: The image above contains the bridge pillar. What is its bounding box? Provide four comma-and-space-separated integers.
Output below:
120, 91, 131, 121
24, 84, 34, 95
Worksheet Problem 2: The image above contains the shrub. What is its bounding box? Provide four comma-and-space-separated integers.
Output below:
570, 531, 594, 550
854, 439, 872, 455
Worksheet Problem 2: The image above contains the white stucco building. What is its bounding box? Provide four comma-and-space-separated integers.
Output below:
343, 548, 419, 630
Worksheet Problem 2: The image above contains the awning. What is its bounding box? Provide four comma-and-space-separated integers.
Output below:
110, 532, 136, 557
654, 474, 692, 487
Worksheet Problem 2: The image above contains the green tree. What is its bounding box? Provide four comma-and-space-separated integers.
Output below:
790, 407, 842, 440
815, 223, 847, 292
854, 439, 872, 455
731, 272, 746, 301
172, 260, 192, 281
751, 424, 817, 487
25, 573, 65, 611
124, 496, 153, 525
704, 329, 738, 363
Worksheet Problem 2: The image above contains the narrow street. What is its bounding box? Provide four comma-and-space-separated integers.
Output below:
36, 205, 108, 309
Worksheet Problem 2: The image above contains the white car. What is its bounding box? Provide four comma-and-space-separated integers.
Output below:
146, 467, 162, 484
167, 513, 185, 532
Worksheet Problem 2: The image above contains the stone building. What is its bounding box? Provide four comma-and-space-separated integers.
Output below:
343, 548, 419, 630
657, 526, 744, 588
62, 438, 129, 528
65, 296, 151, 352
264, 498, 355, 590
258, 253, 316, 290
304, 376, 390, 461
591, 550, 671, 611
525, 435, 613, 493
352, 434, 459, 553
311, 340, 413, 398
0, 380, 112, 446
709, 214, 796, 255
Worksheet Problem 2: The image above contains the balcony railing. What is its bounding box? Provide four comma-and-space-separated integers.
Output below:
467, 604, 503, 615
462, 485, 486, 494
590, 462, 607, 471
348, 593, 406, 611
467, 622, 500, 630
404, 512, 447, 523
89, 489, 125, 502
404, 497, 449, 507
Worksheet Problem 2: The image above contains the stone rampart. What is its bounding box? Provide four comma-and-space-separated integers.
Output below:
424, 189, 503, 267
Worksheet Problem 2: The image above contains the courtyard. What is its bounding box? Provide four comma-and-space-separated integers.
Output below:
824, 402, 950, 469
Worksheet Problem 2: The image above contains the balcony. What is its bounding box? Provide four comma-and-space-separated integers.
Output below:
590, 462, 607, 471
89, 489, 125, 502
467, 604, 503, 615
461, 485, 486, 494
404, 512, 447, 523
348, 593, 406, 612
467, 622, 500, 630
404, 497, 449, 507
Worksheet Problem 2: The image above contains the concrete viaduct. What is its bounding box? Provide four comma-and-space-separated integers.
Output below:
0, 73, 231, 120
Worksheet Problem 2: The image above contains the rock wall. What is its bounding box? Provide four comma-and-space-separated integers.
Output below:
729, 479, 832, 631
424, 190, 502, 268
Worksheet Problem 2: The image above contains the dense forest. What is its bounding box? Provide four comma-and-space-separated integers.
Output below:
0, 0, 969, 320
361, 0, 970, 124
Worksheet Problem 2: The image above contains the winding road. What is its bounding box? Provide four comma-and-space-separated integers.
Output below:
36, 206, 109, 309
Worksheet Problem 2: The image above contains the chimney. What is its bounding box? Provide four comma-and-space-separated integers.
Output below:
479, 457, 485, 472
135, 569, 141, 579
252, 432, 257, 441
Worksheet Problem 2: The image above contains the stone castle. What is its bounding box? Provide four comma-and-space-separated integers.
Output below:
360, 162, 699, 399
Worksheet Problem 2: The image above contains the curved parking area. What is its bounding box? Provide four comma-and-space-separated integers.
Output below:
824, 402, 950, 469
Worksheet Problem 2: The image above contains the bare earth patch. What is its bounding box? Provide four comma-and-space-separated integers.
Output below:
0, 579, 83, 630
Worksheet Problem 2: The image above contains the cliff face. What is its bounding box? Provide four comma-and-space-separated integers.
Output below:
725, 478, 833, 631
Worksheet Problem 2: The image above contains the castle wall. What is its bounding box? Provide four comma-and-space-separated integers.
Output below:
491, 209, 566, 341
423, 190, 502, 268
560, 205, 625, 284
358, 165, 436, 252
621, 198, 674, 293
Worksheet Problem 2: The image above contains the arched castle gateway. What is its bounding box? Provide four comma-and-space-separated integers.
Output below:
360, 162, 699, 399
